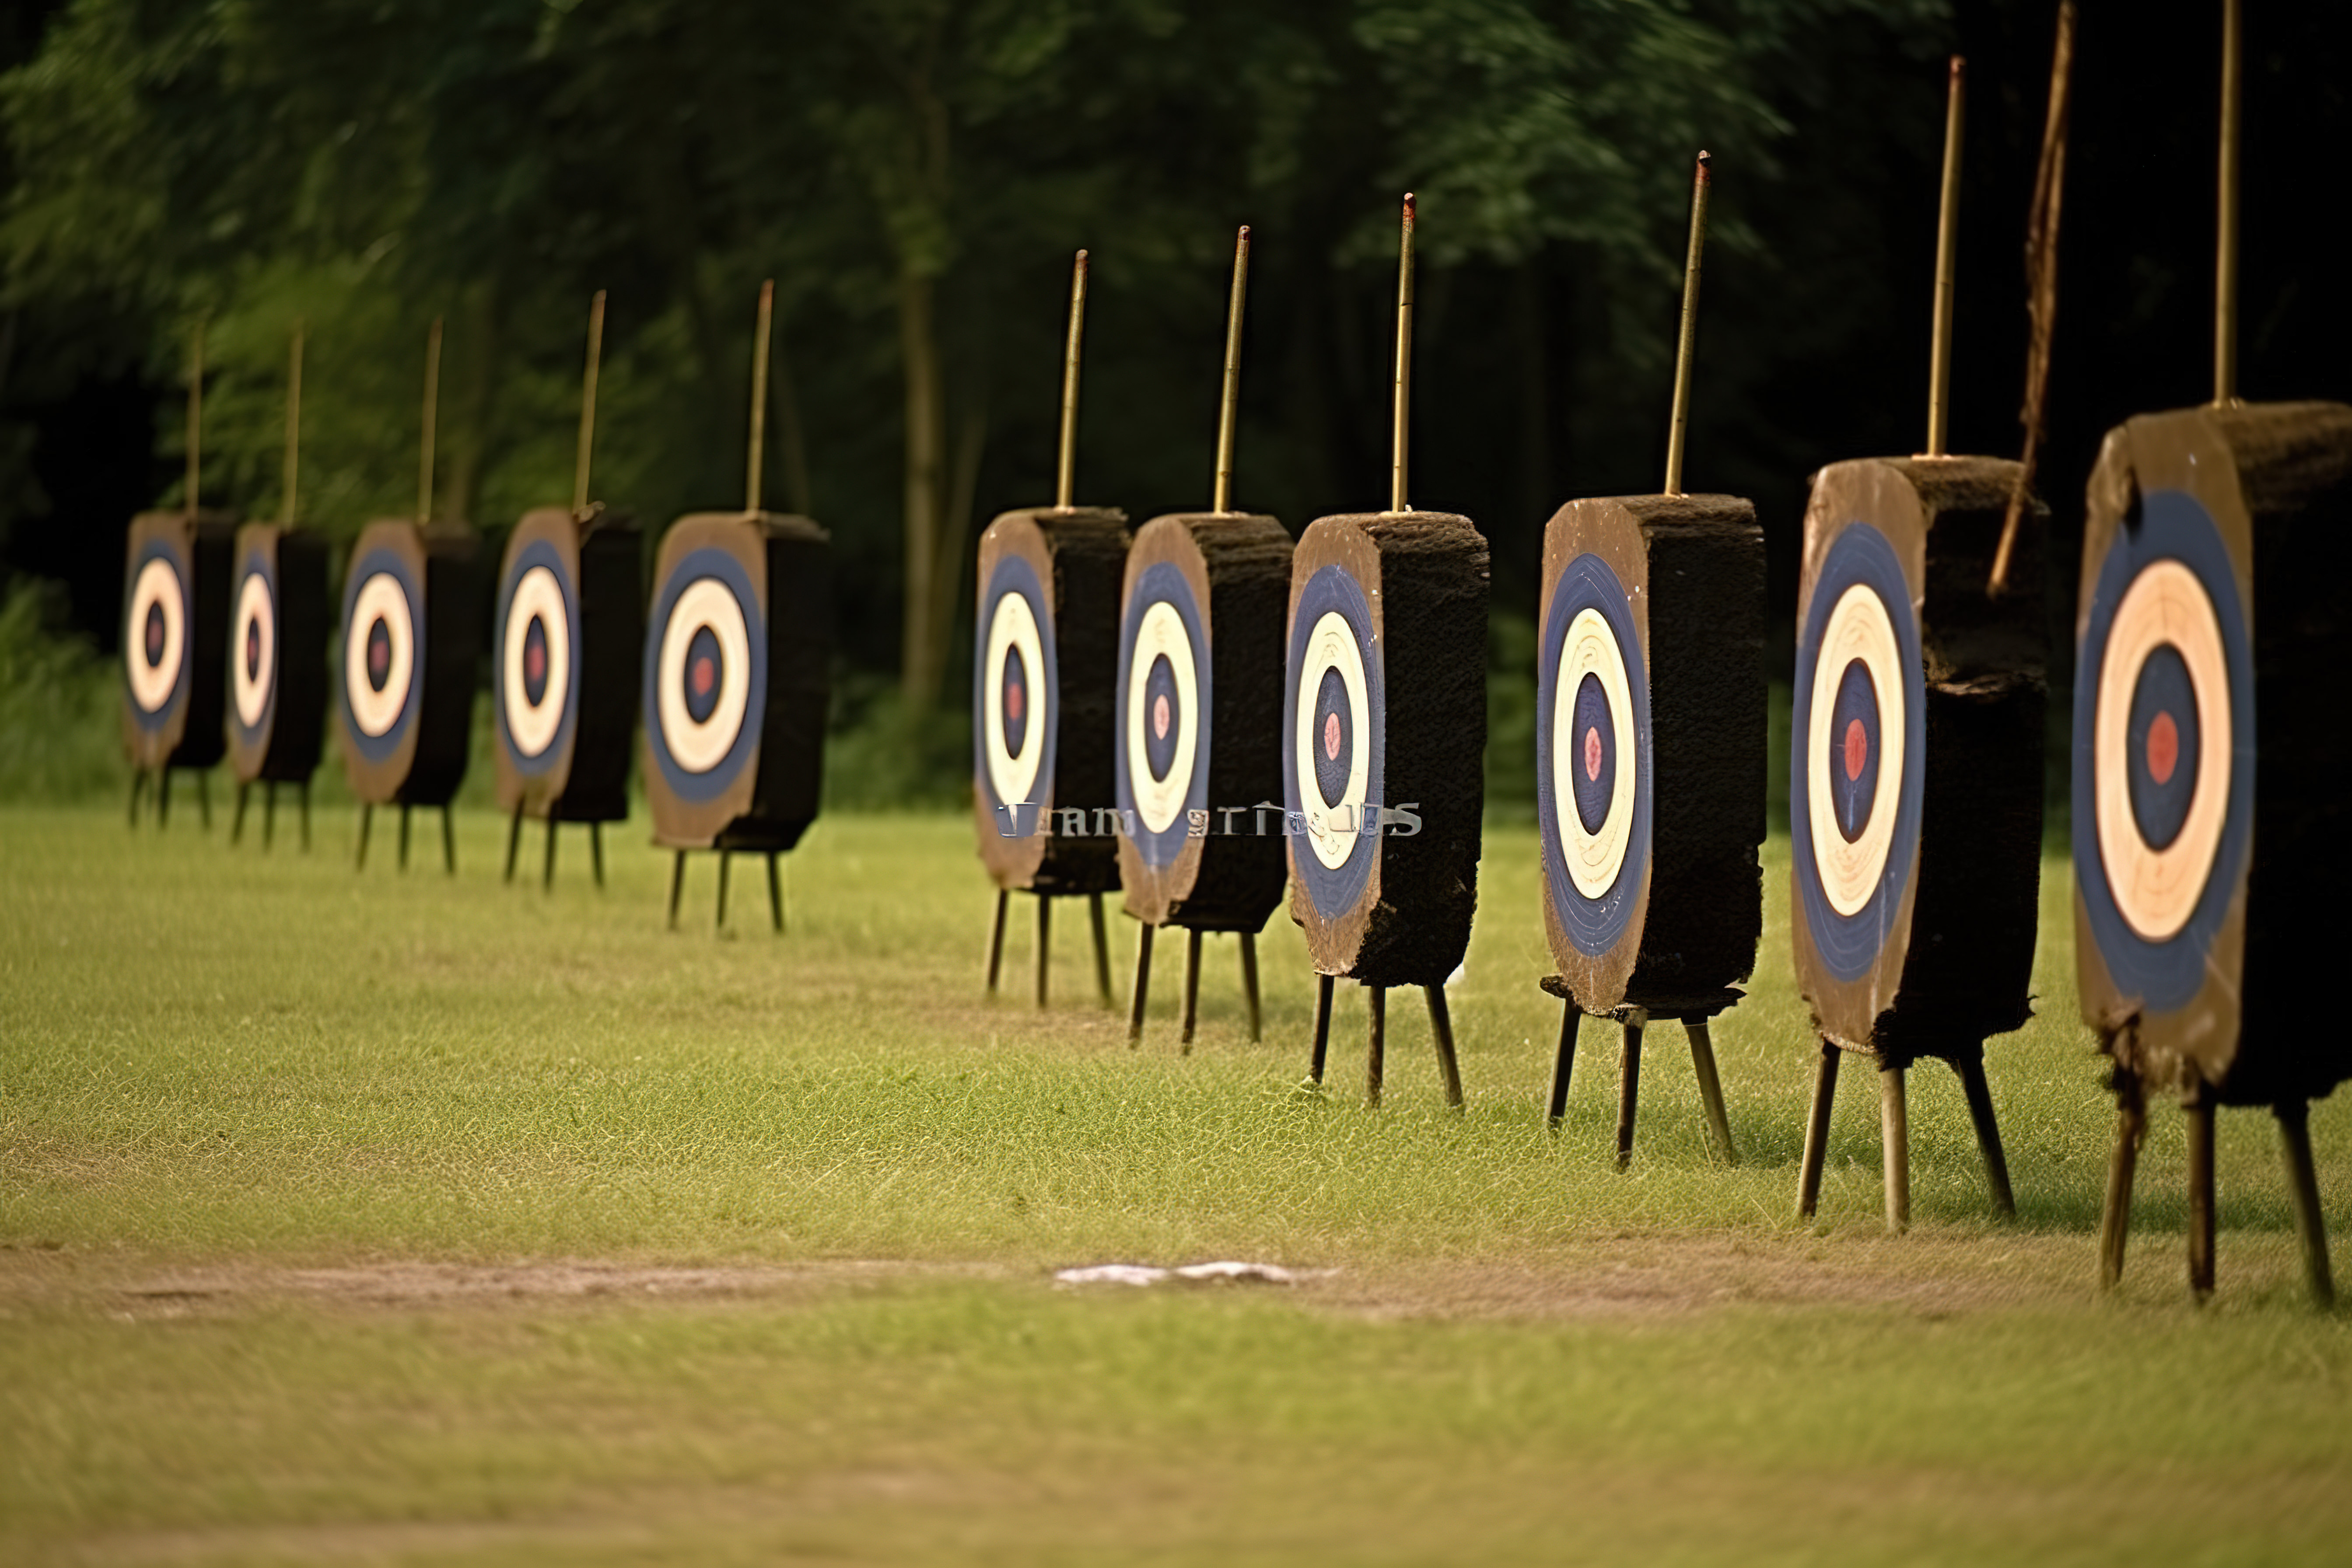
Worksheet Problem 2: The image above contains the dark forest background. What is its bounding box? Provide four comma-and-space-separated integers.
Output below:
0, 0, 2345, 802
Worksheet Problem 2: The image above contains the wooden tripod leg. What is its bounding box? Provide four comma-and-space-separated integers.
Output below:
1035, 894, 1051, 1008
1615, 1012, 1646, 1171
2187, 1095, 2217, 1302
1309, 974, 1334, 1085
1365, 986, 1386, 1110
507, 806, 525, 882
766, 853, 783, 933
1238, 932, 1261, 1044
1127, 924, 1155, 1046
543, 817, 559, 889
356, 803, 372, 870
1797, 1037, 1840, 1220
1880, 1060, 1910, 1235
263, 782, 277, 850
590, 822, 605, 889
397, 805, 411, 871
1088, 893, 1111, 1004
2276, 1100, 2335, 1309
1546, 1002, 1579, 1129
442, 806, 456, 875
128, 769, 145, 829
1952, 1047, 2016, 1218
232, 783, 249, 845
985, 889, 1008, 991
158, 769, 172, 827
2099, 1068, 2146, 1292
668, 851, 687, 931
1180, 930, 1202, 1054
715, 851, 731, 930
1426, 986, 1463, 1110
1685, 1019, 1737, 1164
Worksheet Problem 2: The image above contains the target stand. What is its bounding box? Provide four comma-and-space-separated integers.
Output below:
496, 505, 644, 891
976, 504, 1131, 1004
1789, 457, 2045, 1232
340, 518, 485, 875
226, 522, 329, 852
642, 510, 832, 932
2077, 402, 2352, 1307
123, 508, 236, 830
1536, 494, 1764, 1166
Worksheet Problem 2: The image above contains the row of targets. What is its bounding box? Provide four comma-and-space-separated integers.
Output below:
124, 288, 833, 916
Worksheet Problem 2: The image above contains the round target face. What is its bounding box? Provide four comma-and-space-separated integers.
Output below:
1283, 564, 1384, 920
974, 556, 1057, 818
497, 541, 579, 771
1791, 522, 1925, 983
1116, 562, 1208, 867
2074, 488, 2254, 1012
339, 549, 423, 763
124, 545, 189, 726
1538, 553, 1652, 956
643, 548, 766, 803
230, 551, 276, 739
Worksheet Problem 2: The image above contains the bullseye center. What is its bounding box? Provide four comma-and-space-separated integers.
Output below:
1006, 679, 1024, 722
1152, 693, 1169, 740
245, 622, 261, 678
692, 655, 714, 696
1843, 718, 1868, 783
1583, 726, 1603, 783
2147, 710, 2179, 785
145, 605, 165, 663
1323, 711, 1342, 762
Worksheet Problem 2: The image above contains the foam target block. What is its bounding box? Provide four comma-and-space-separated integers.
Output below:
2075, 401, 2352, 1106
338, 519, 484, 807
1790, 457, 2047, 1057
1540, 494, 1765, 1014
1282, 511, 1489, 986
641, 511, 831, 851
227, 523, 330, 786
495, 506, 644, 823
1115, 512, 1292, 930
122, 509, 236, 773
973, 506, 1132, 895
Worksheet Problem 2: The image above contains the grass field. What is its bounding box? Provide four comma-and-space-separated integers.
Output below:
4, 802, 2349, 1564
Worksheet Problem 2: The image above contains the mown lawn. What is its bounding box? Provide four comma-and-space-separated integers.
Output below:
4, 803, 2348, 1564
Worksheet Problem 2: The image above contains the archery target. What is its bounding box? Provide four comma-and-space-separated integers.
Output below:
231, 555, 275, 735
975, 555, 1056, 817
497, 540, 578, 770
644, 548, 765, 803
340, 549, 422, 762
1283, 564, 1383, 917
1791, 522, 1924, 983
124, 548, 188, 723
2075, 488, 2254, 1012
1538, 553, 1651, 956
1116, 562, 1207, 865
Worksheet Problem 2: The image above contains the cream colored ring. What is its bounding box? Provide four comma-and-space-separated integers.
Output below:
1805, 583, 1908, 919
344, 572, 415, 739
231, 570, 273, 729
126, 556, 186, 714
502, 565, 571, 760
983, 590, 1048, 808
1294, 609, 1372, 871
2093, 558, 2232, 943
1552, 606, 1638, 900
1124, 598, 1200, 835
657, 577, 753, 775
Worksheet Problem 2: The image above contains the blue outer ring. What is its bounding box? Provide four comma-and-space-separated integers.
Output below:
124, 537, 192, 733
495, 537, 581, 778
1790, 522, 1926, 983
2072, 488, 2255, 1014
230, 543, 278, 749
973, 555, 1059, 816
1282, 564, 1385, 921
642, 547, 766, 805
1116, 561, 1211, 868
1537, 552, 1653, 957
339, 546, 425, 766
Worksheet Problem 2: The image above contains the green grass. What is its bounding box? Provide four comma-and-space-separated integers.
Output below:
4, 804, 2349, 1564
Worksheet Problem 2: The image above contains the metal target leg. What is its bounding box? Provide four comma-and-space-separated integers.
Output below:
1952, 1047, 2016, 1219
1239, 932, 1261, 1044
766, 854, 783, 933
1365, 986, 1386, 1110
1616, 1012, 1646, 1171
716, 851, 731, 930
356, 804, 372, 871
668, 852, 687, 931
505, 806, 524, 884
1797, 1037, 1841, 1220
543, 817, 558, 890
397, 805, 411, 871
1089, 893, 1111, 1004
1425, 986, 1463, 1110
2099, 1068, 2146, 1292
591, 822, 605, 889
232, 783, 249, 846
1035, 895, 1051, 1008
1180, 930, 1203, 1054
264, 783, 277, 851
1309, 974, 1334, 1085
2275, 1100, 2335, 1309
197, 771, 210, 830
985, 889, 1008, 992
1880, 1060, 1910, 1236
1685, 1020, 1738, 1164
2188, 1096, 2218, 1303
1547, 1002, 1580, 1130
442, 807, 456, 876
1128, 924, 1155, 1047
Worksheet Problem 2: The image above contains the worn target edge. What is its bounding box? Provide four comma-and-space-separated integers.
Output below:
642, 545, 767, 805
973, 552, 1059, 822
230, 538, 278, 746
338, 543, 424, 764
2072, 486, 2254, 1015
1788, 519, 1925, 984
1115, 558, 1209, 868
1282, 562, 1385, 921
1537, 550, 1652, 958
496, 536, 581, 775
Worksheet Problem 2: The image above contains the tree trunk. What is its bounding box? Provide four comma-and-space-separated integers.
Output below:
900, 266, 947, 709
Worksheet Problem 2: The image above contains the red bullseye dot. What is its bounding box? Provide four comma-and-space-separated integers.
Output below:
526, 644, 545, 683
2148, 710, 2179, 785
1323, 711, 1342, 762
692, 656, 714, 697
1583, 726, 1603, 783
1006, 681, 1024, 722
1152, 693, 1169, 740
1843, 718, 1868, 783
